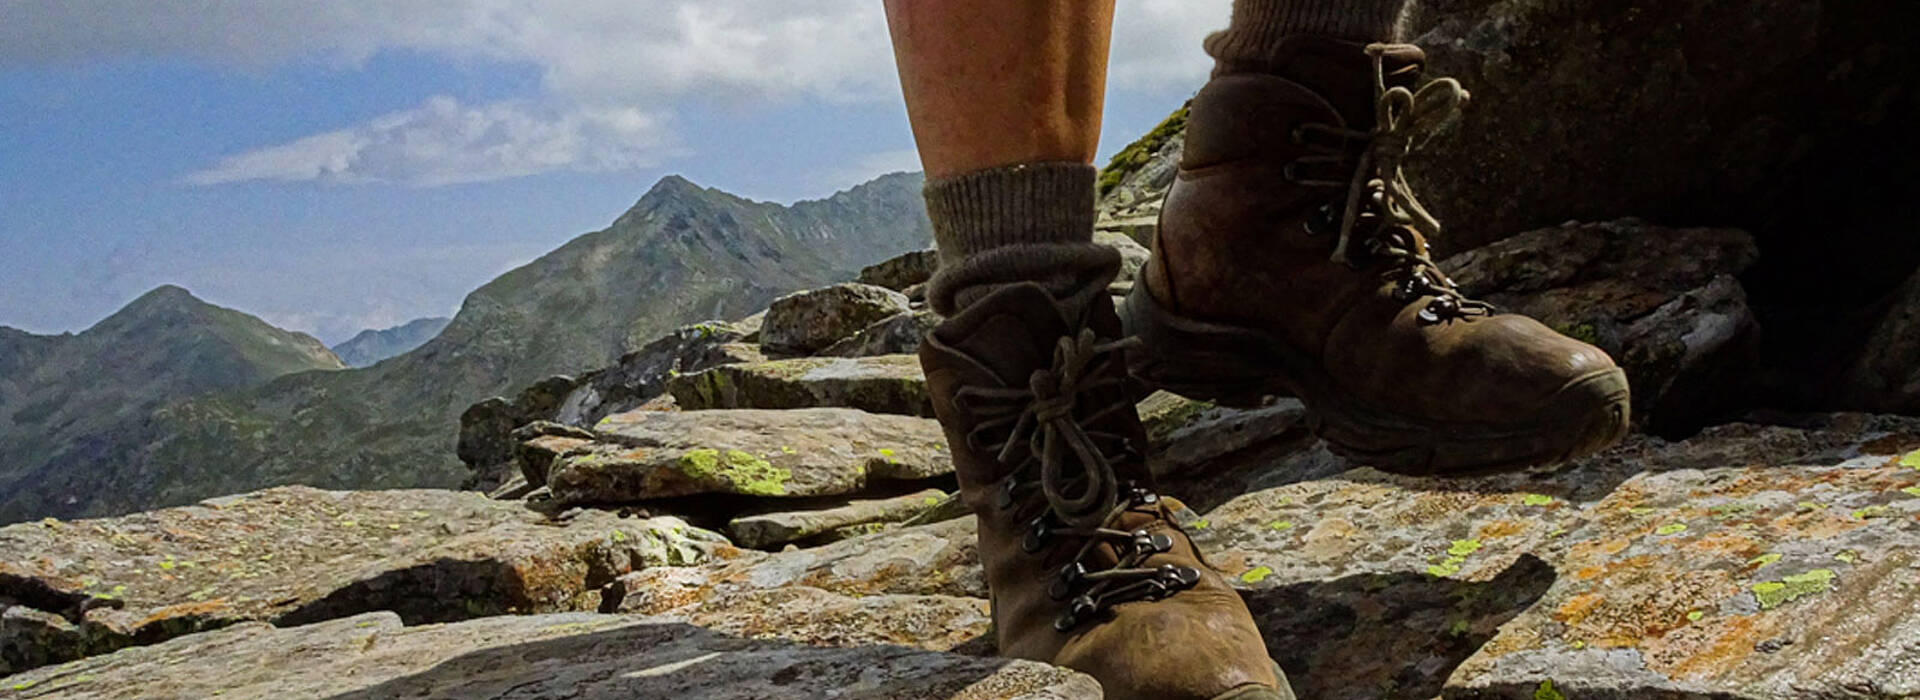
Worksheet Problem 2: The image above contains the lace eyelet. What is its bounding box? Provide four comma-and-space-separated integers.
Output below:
1303, 202, 1337, 237
1022, 517, 1053, 554
994, 479, 1017, 510
1162, 565, 1202, 588
1048, 562, 1088, 601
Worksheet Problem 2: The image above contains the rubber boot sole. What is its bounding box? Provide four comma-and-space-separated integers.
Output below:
1121, 283, 1631, 476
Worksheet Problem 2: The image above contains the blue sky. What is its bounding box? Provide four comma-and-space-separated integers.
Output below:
0, 0, 1228, 344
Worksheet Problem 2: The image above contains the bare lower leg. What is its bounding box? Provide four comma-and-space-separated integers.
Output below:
883, 1, 1114, 178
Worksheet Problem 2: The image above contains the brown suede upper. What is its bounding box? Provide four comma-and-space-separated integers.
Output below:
1140, 36, 1629, 471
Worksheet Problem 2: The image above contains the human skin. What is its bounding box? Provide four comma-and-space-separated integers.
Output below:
882, 0, 1116, 179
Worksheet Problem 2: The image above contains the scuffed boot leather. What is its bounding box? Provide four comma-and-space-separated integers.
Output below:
920, 259, 1292, 700
1127, 36, 1630, 474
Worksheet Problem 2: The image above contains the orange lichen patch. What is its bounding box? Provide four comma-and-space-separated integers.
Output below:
1568, 536, 1634, 561
136, 599, 231, 628
1677, 530, 1765, 563
1763, 509, 1867, 540
1573, 565, 1608, 581
1212, 551, 1252, 575
1554, 593, 1605, 626
1475, 519, 1528, 540
1657, 613, 1780, 679
617, 447, 651, 460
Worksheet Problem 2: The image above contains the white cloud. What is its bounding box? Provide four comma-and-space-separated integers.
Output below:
6, 0, 1228, 186
184, 97, 676, 187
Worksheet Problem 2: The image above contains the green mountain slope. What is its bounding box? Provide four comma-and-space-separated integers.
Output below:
0, 173, 931, 523
329, 318, 452, 368
0, 287, 347, 519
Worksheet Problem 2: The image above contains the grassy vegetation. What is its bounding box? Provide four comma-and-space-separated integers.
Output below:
1097, 102, 1191, 197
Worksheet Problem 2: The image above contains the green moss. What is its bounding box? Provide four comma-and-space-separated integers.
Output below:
1240, 566, 1274, 584
677, 448, 791, 496
1751, 569, 1836, 609
1097, 103, 1191, 196
1534, 679, 1565, 700
1554, 322, 1600, 345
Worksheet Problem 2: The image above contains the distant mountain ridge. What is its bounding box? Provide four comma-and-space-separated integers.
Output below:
330, 317, 452, 367
0, 287, 344, 519
0, 172, 932, 523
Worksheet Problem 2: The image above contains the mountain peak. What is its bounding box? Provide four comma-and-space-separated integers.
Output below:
119, 285, 210, 317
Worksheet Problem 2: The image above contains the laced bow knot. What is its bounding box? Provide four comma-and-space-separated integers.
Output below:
1329, 43, 1469, 267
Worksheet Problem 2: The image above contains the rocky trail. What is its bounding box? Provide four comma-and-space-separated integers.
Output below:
5, 0, 1918, 695
6, 226, 1919, 699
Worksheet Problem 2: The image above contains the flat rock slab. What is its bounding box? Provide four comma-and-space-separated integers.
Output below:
1187, 414, 1920, 700
0, 487, 732, 674
550, 408, 953, 504
0, 611, 1097, 699
728, 488, 948, 549
760, 283, 913, 356
669, 354, 933, 417
1137, 392, 1309, 477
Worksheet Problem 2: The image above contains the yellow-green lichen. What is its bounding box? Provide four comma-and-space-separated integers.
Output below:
1429, 540, 1482, 577
1267, 520, 1293, 532
1448, 539, 1483, 557
1900, 450, 1920, 469
1655, 523, 1688, 536
678, 448, 792, 496
1190, 518, 1210, 529
1686, 610, 1705, 622
1748, 552, 1782, 567
1554, 322, 1600, 345
1240, 566, 1274, 584
1534, 679, 1565, 700
1751, 569, 1836, 609
1852, 505, 1893, 520
1834, 550, 1858, 563
1901, 486, 1920, 498
1521, 493, 1555, 507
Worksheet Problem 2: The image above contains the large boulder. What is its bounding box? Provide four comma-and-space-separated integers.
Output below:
0, 611, 1097, 699
857, 250, 940, 293
1188, 414, 1920, 699
0, 487, 732, 674
1442, 220, 1761, 432
546, 408, 953, 505
760, 284, 912, 356
727, 488, 949, 550
668, 354, 933, 417
824, 310, 942, 358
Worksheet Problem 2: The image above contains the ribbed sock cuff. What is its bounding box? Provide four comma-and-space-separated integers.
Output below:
1204, 0, 1408, 65
925, 162, 1096, 267
926, 243, 1120, 317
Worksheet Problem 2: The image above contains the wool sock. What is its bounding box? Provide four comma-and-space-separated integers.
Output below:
1203, 0, 1410, 70
923, 162, 1118, 316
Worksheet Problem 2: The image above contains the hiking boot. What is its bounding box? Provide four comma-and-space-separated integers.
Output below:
920, 263, 1292, 700
1124, 36, 1630, 475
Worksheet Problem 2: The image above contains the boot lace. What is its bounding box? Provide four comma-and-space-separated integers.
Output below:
1285, 43, 1495, 325
953, 328, 1201, 632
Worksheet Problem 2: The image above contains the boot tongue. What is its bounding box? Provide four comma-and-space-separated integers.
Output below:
928, 282, 1078, 388
1259, 36, 1425, 130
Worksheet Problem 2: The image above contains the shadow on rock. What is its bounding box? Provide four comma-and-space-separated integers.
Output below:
319, 619, 1090, 700
277, 559, 542, 627
1245, 554, 1556, 700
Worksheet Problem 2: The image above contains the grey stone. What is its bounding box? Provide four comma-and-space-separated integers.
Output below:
858, 249, 941, 293
824, 310, 941, 358
547, 408, 953, 504
760, 283, 912, 356
0, 611, 1098, 699
668, 354, 933, 417
0, 487, 732, 675
727, 488, 949, 549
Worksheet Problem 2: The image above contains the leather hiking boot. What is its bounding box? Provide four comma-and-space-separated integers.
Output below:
1125, 36, 1630, 475
920, 272, 1292, 700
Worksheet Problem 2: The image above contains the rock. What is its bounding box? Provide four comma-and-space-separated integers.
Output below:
0, 487, 732, 674
1840, 265, 1920, 413
1095, 230, 1151, 295
1185, 413, 1920, 699
662, 586, 993, 654
515, 431, 595, 487
456, 320, 758, 489
0, 611, 1097, 699
1137, 392, 1310, 477
760, 283, 912, 356
727, 488, 949, 549
547, 408, 953, 505
1442, 220, 1761, 432
824, 310, 942, 358
668, 354, 933, 417
557, 322, 761, 427
857, 249, 941, 293
1401, 0, 1916, 257
617, 516, 988, 612
900, 490, 971, 527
